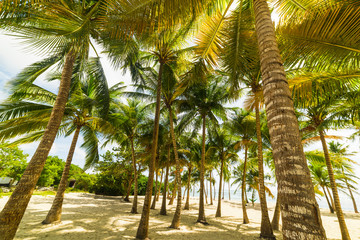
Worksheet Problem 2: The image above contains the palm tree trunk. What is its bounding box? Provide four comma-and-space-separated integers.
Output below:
228, 181, 231, 200
255, 100, 274, 239
42, 126, 81, 224
169, 105, 182, 229
253, 0, 326, 238
214, 182, 216, 200
271, 197, 281, 231
184, 166, 192, 210
124, 177, 133, 202
216, 157, 224, 217
222, 178, 225, 199
157, 169, 163, 201
210, 171, 213, 205
344, 177, 358, 213
197, 115, 207, 224
322, 185, 334, 213
130, 138, 139, 214
169, 179, 176, 205
205, 181, 208, 204
150, 168, 159, 209
0, 51, 76, 240
136, 62, 163, 239
319, 130, 351, 240
326, 186, 336, 212
160, 146, 170, 215
242, 145, 249, 224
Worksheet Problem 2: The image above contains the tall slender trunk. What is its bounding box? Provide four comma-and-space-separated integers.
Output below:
184, 166, 192, 210
326, 186, 336, 212
210, 171, 213, 205
130, 138, 138, 214
205, 180, 208, 204
271, 197, 281, 231
160, 146, 170, 215
345, 179, 359, 213
169, 105, 182, 229
255, 101, 274, 239
216, 156, 224, 217
344, 174, 358, 213
136, 62, 163, 239
214, 182, 216, 200
193, 185, 195, 197
157, 169, 163, 201
197, 115, 207, 224
242, 145, 249, 224
169, 179, 176, 205
319, 130, 351, 240
253, 0, 326, 238
322, 185, 334, 213
124, 178, 133, 202
222, 178, 225, 199
228, 180, 231, 200
0, 51, 76, 240
150, 168, 159, 210
42, 126, 81, 224
183, 187, 186, 200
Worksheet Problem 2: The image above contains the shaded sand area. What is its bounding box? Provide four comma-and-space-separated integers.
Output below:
1, 193, 359, 239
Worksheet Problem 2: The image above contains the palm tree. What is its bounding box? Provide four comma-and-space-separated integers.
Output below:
208, 126, 239, 217
328, 141, 359, 214
0, 1, 107, 238
0, 57, 117, 224
178, 74, 229, 224
103, 99, 149, 214
228, 109, 256, 224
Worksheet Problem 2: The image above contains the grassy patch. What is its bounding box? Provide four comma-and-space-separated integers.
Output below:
0, 190, 56, 198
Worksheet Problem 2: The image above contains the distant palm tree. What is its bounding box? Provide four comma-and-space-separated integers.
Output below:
228, 109, 256, 224
178, 75, 229, 224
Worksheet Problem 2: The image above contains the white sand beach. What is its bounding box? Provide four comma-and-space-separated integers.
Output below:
0, 193, 359, 240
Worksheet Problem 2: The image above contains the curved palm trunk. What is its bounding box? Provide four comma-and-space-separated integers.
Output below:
242, 145, 249, 224
150, 168, 159, 210
228, 181, 231, 200
157, 169, 163, 201
345, 178, 358, 213
169, 105, 182, 229
42, 126, 81, 224
326, 186, 335, 212
322, 185, 334, 213
124, 177, 134, 202
210, 171, 213, 205
184, 166, 192, 210
319, 130, 351, 240
271, 197, 281, 231
130, 138, 138, 214
136, 62, 163, 239
255, 101, 274, 239
205, 180, 208, 204
169, 179, 176, 205
215, 156, 224, 217
253, 0, 327, 239
197, 115, 207, 224
0, 51, 76, 240
160, 147, 170, 215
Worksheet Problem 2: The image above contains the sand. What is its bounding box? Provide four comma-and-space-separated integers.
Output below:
0, 193, 359, 239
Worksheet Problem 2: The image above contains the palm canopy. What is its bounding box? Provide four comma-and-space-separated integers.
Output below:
0, 57, 121, 169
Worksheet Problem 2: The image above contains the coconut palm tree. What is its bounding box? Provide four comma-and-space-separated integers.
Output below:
328, 141, 359, 213
102, 99, 150, 214
0, 57, 118, 225
227, 109, 256, 224
208, 126, 239, 217
0, 1, 108, 238
178, 74, 229, 224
